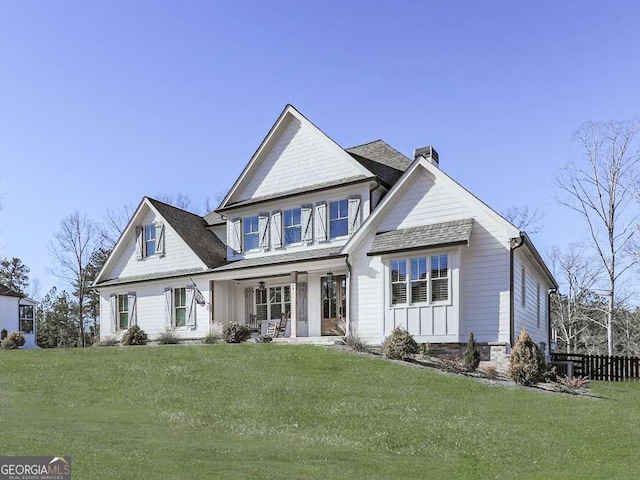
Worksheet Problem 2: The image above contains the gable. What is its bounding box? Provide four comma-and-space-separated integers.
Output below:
98, 204, 209, 284
223, 106, 372, 206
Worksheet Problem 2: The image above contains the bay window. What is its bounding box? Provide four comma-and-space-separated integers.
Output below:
390, 253, 450, 306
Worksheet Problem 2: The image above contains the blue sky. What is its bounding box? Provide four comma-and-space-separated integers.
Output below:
1, 1, 639, 297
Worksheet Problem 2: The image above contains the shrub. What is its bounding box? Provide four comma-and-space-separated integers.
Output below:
203, 332, 220, 344
1, 331, 26, 350
381, 327, 418, 360
343, 334, 370, 353
257, 335, 273, 343
418, 342, 431, 358
156, 331, 180, 345
94, 335, 118, 347
553, 375, 590, 395
222, 322, 251, 343
481, 365, 499, 380
439, 354, 465, 373
509, 330, 546, 386
463, 332, 481, 372
0, 328, 7, 340
122, 325, 148, 346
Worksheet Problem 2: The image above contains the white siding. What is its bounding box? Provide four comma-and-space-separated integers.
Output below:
0, 295, 37, 348
100, 276, 212, 340
351, 169, 512, 345
513, 250, 551, 351
236, 117, 367, 201
106, 208, 206, 280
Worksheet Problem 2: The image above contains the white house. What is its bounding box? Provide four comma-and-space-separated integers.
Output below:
94, 105, 557, 362
0, 285, 38, 348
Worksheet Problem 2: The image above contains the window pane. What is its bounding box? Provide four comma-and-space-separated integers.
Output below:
411, 281, 427, 303
19, 305, 34, 319
392, 283, 407, 304
432, 278, 448, 302
145, 225, 156, 256
175, 308, 186, 327
391, 260, 407, 282
20, 319, 33, 333
411, 257, 427, 280
256, 304, 267, 322
119, 312, 128, 330
244, 216, 259, 250
329, 200, 349, 239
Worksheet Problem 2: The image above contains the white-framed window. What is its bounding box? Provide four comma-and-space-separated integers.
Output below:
329, 199, 349, 239
244, 216, 260, 251
521, 264, 526, 308
256, 288, 268, 322
118, 294, 129, 330
136, 223, 165, 259
283, 208, 302, 245
145, 225, 156, 256
174, 288, 186, 327
255, 285, 291, 320
19, 305, 34, 333
390, 254, 450, 306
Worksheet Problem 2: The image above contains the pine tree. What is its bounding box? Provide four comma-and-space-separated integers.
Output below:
509, 329, 546, 386
463, 332, 481, 371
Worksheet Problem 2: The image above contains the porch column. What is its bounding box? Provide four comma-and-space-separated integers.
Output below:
290, 271, 298, 338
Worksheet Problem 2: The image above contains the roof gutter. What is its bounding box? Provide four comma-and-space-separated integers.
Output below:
509, 235, 525, 348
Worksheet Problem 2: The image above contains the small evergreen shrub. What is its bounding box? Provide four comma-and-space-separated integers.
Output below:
418, 343, 431, 358
94, 335, 118, 347
122, 325, 148, 346
203, 332, 220, 344
156, 331, 180, 344
509, 330, 546, 386
553, 375, 590, 395
463, 332, 481, 372
1, 328, 7, 340
222, 322, 251, 343
381, 327, 418, 360
257, 334, 273, 343
343, 334, 370, 353
481, 365, 499, 380
439, 354, 465, 373
1, 331, 26, 350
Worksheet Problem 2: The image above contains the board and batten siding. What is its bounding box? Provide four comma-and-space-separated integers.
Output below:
107, 209, 206, 280
352, 168, 512, 344
513, 250, 550, 351
99, 276, 212, 340
236, 116, 368, 202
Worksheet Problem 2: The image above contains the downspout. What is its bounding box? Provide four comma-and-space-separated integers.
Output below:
547, 287, 558, 354
509, 235, 525, 348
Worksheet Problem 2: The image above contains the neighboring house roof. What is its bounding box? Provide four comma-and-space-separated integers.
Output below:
212, 247, 344, 272
146, 198, 227, 269
96, 268, 209, 287
220, 175, 373, 210
368, 219, 474, 256
0, 284, 22, 297
346, 140, 412, 188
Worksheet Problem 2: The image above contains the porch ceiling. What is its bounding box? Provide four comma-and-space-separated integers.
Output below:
367, 218, 474, 256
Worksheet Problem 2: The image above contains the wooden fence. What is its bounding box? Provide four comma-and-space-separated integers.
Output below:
550, 353, 640, 382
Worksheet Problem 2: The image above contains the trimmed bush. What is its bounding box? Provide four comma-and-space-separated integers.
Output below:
1, 331, 26, 350
343, 334, 370, 353
222, 322, 251, 343
203, 332, 220, 344
381, 327, 418, 360
509, 330, 546, 386
481, 365, 499, 380
122, 325, 148, 346
418, 343, 431, 358
156, 331, 180, 345
463, 332, 481, 372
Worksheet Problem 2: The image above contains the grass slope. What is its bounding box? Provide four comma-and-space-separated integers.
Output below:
1, 345, 639, 479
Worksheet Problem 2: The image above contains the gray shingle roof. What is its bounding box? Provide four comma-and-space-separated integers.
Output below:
204, 210, 225, 226
213, 247, 344, 272
95, 268, 210, 287
368, 219, 474, 256
0, 284, 22, 297
346, 140, 412, 188
147, 198, 227, 269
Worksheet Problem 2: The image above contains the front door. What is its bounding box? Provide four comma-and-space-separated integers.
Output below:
321, 275, 346, 336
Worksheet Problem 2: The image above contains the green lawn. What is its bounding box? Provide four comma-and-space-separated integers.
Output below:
1, 345, 639, 479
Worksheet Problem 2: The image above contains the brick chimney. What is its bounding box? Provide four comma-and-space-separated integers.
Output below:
413, 145, 439, 167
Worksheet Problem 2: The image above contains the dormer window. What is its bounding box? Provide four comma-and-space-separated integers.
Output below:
136, 223, 165, 259
329, 199, 349, 239
244, 216, 260, 251
284, 208, 302, 245
145, 225, 156, 256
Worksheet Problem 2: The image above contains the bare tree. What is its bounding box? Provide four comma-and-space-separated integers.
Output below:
556, 120, 640, 355
155, 192, 194, 212
102, 203, 136, 248
503, 205, 545, 234
50, 211, 102, 347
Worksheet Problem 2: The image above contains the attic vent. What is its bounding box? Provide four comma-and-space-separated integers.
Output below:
413, 145, 439, 167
